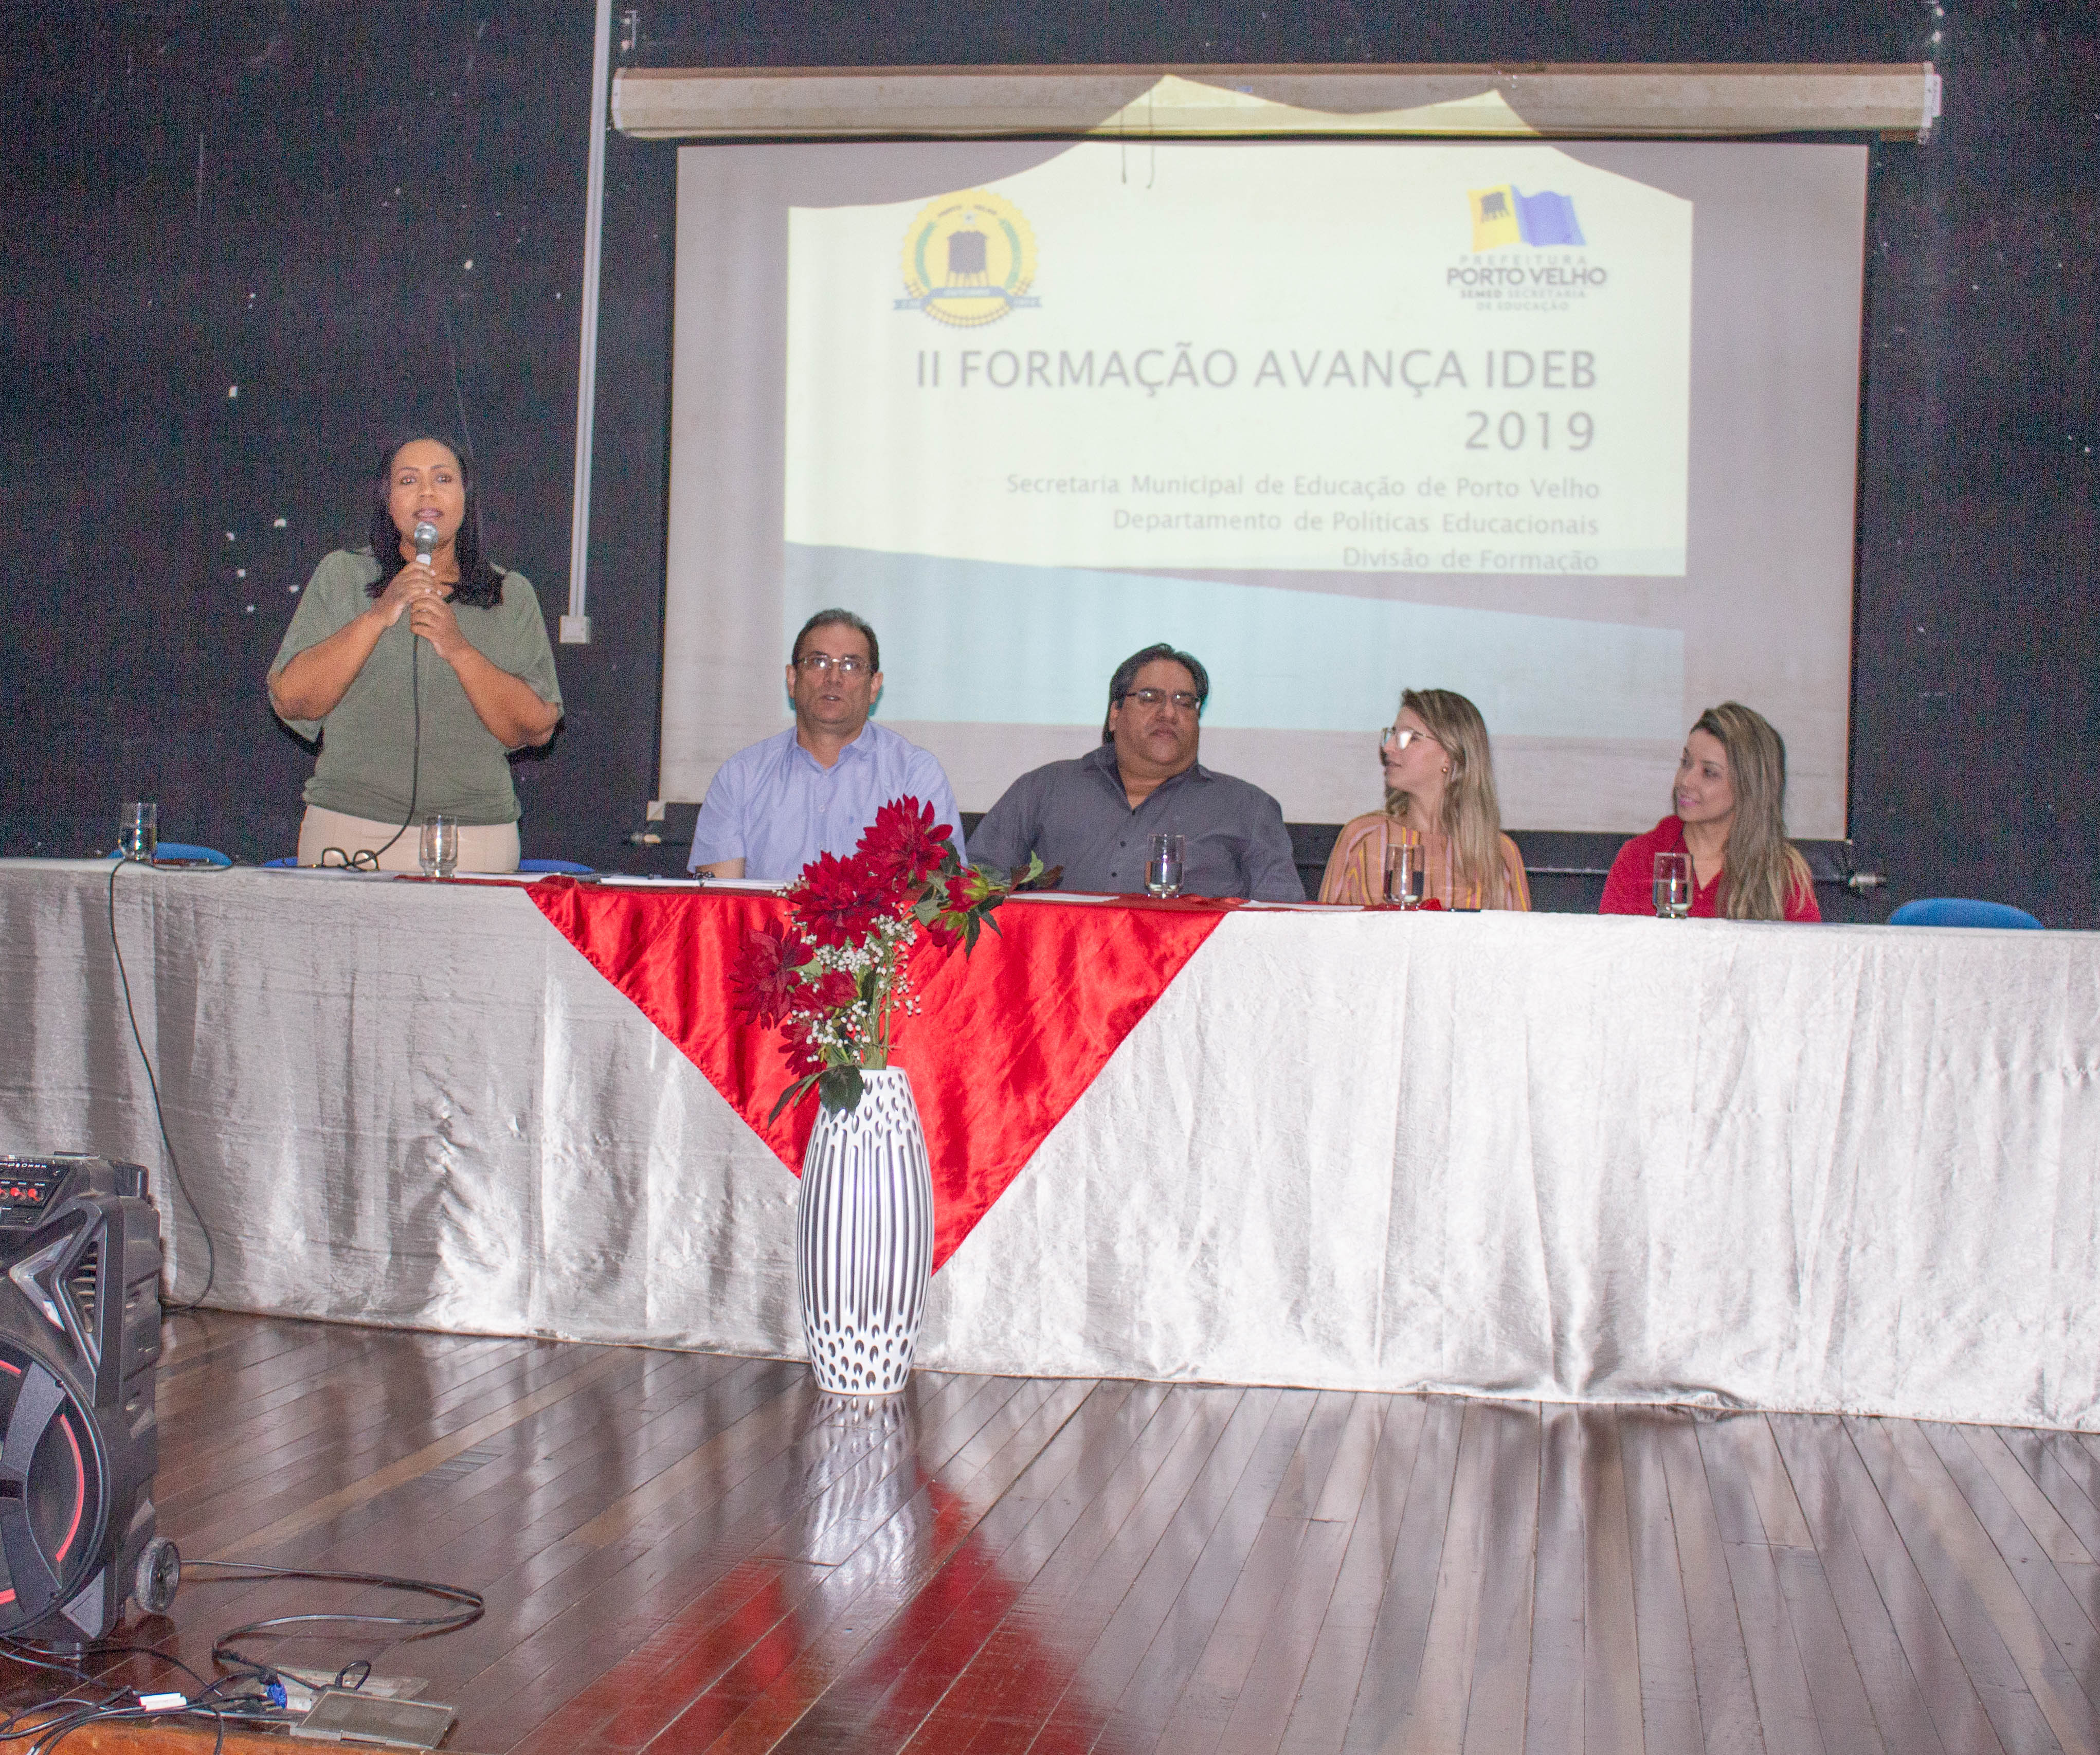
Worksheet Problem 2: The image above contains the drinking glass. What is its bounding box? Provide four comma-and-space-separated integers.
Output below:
1653, 851, 1692, 918
1146, 833, 1185, 898
1384, 838, 1424, 909
420, 813, 459, 879
118, 802, 157, 863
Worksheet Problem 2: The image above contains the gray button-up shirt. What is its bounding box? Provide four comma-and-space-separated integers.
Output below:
970, 744, 1303, 900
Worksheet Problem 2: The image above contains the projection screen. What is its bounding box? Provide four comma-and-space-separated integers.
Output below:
661, 139, 1866, 835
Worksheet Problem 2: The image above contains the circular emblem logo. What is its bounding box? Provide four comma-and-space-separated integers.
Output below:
898, 190, 1038, 329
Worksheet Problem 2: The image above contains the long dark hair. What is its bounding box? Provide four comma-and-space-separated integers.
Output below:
365, 436, 504, 609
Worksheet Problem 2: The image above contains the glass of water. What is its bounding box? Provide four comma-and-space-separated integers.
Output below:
118, 802, 157, 863
420, 813, 459, 879
1653, 850, 1692, 918
1146, 832, 1185, 898
1384, 837, 1424, 909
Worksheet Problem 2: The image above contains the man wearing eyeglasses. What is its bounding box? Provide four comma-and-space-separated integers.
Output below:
968, 642, 1302, 900
686, 609, 964, 879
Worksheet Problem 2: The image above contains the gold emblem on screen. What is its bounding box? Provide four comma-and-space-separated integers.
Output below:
896, 190, 1039, 328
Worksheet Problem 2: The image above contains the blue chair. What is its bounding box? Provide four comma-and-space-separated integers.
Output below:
519, 858, 594, 875
152, 842, 232, 867
1889, 898, 2042, 930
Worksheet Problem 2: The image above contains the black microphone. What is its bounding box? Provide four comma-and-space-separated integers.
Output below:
413, 520, 438, 568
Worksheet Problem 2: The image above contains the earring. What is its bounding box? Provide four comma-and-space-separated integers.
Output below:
1441, 763, 1450, 776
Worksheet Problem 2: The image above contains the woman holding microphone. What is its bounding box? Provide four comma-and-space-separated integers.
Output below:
268, 437, 562, 871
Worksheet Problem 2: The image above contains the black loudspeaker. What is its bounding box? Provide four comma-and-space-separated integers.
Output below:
0, 1155, 175, 1644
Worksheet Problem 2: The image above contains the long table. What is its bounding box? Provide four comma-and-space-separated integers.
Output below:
4, 859, 2097, 1429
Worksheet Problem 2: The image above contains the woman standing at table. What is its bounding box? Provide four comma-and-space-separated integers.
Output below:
1318, 688, 1530, 909
1599, 702, 1820, 921
268, 437, 563, 871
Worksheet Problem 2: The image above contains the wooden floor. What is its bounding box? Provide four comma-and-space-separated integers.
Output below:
19, 1312, 2100, 1753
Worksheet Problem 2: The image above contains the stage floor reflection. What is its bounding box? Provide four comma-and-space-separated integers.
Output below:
31, 1313, 2099, 1753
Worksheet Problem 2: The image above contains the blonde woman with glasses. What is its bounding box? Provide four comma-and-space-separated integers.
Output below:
1318, 687, 1530, 910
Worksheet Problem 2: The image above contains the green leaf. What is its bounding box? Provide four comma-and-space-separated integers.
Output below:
767, 1070, 823, 1125
1012, 856, 1060, 893
818, 1064, 865, 1114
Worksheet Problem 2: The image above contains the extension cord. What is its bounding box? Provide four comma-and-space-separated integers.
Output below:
273, 1667, 431, 1714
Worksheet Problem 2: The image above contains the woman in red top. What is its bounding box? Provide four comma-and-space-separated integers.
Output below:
1600, 702, 1821, 921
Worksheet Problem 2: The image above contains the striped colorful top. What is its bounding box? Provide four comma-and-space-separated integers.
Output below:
1317, 813, 1532, 911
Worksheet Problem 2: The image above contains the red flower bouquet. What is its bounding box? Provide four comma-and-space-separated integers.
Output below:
726, 799, 1047, 1117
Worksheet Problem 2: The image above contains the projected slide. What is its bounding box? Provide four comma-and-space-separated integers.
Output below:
662, 138, 1866, 834
785, 147, 1690, 580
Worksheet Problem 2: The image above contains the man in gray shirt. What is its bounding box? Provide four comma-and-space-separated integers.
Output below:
969, 643, 1304, 901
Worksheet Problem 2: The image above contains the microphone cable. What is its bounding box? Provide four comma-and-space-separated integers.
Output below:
361, 635, 422, 868
362, 528, 436, 870
106, 857, 219, 1311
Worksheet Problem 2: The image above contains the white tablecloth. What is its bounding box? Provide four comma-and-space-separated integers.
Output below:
3, 860, 2096, 1428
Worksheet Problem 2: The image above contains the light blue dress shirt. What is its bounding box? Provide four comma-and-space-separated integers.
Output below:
686, 721, 966, 880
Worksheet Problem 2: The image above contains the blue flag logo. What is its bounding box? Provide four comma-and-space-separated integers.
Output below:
1513, 189, 1585, 248
1470, 185, 1586, 251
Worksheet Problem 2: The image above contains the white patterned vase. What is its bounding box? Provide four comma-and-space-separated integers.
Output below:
795, 1066, 933, 1396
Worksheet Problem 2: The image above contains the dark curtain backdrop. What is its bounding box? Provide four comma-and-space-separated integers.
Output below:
1, 3, 2093, 925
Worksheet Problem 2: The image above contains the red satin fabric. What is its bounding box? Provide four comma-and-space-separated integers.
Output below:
528, 881, 1233, 1269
